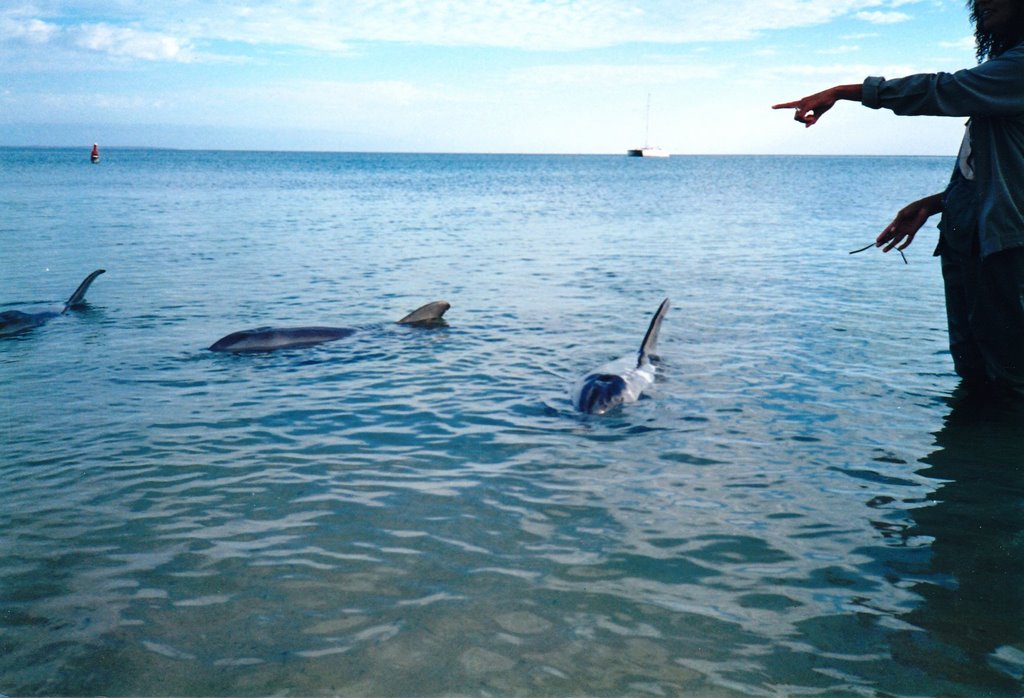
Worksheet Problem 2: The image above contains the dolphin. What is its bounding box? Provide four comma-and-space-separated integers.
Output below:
0, 269, 106, 337
572, 298, 670, 415
208, 300, 451, 353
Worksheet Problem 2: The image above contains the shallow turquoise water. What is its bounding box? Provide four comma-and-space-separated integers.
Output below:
1, 149, 1022, 696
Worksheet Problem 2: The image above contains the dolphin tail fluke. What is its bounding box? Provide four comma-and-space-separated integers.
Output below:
62, 269, 106, 313
637, 297, 670, 367
397, 300, 450, 325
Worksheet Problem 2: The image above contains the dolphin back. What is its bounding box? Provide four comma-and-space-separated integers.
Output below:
62, 269, 106, 313
209, 326, 355, 353
0, 309, 54, 336
397, 300, 450, 325
636, 297, 670, 367
209, 300, 449, 353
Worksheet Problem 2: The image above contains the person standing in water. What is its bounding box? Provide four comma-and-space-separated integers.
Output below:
773, 0, 1024, 395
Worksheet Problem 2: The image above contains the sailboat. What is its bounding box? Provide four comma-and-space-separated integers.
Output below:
91, 143, 100, 164
626, 94, 669, 158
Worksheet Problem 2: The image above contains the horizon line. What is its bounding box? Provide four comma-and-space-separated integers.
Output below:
0, 145, 956, 158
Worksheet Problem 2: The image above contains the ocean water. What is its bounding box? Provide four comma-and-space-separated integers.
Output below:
1, 148, 1022, 697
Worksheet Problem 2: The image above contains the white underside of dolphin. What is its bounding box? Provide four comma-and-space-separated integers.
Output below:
572, 298, 670, 415
0, 269, 106, 337
208, 300, 450, 353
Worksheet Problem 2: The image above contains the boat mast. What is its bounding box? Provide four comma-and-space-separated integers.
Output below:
644, 93, 652, 148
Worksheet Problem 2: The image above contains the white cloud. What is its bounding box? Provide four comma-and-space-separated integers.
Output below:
72, 23, 194, 62
3, 1, 904, 58
760, 62, 921, 83
0, 16, 58, 43
856, 11, 912, 24
818, 44, 861, 55
0, 6, 195, 63
177, 79, 459, 129
219, 1, 896, 50
940, 35, 976, 52
509, 63, 723, 87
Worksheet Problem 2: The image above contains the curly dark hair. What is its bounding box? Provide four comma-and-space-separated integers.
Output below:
970, 0, 1024, 60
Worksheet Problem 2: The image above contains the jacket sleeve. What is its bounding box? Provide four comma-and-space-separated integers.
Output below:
862, 45, 1024, 118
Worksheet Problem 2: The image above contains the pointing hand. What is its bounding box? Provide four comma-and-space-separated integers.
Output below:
772, 88, 839, 127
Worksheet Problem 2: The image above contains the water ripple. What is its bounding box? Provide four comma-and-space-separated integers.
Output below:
3, 151, 1020, 696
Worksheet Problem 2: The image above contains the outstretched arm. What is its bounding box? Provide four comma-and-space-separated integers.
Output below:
876, 193, 944, 251
772, 84, 864, 127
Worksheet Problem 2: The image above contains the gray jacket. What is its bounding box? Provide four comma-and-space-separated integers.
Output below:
862, 43, 1024, 258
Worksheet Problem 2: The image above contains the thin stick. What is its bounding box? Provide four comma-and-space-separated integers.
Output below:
849, 243, 907, 264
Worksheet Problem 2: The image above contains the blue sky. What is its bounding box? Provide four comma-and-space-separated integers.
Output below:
1, 1, 980, 154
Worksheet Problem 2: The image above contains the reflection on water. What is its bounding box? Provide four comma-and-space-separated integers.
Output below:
894, 392, 1024, 694
739, 391, 1024, 697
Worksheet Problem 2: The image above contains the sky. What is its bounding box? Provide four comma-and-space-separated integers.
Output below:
0, 1, 983, 155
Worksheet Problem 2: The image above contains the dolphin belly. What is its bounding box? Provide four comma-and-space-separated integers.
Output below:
573, 372, 629, 415
572, 360, 654, 415
209, 326, 356, 353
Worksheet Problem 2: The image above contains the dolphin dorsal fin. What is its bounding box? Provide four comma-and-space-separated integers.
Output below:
62, 269, 106, 313
637, 297, 670, 367
397, 300, 450, 325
